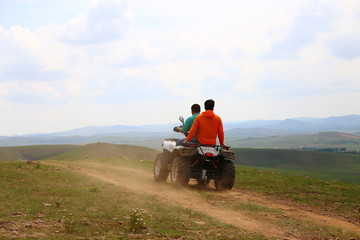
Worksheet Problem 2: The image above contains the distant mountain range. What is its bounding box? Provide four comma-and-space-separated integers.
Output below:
1, 115, 360, 148
227, 115, 360, 133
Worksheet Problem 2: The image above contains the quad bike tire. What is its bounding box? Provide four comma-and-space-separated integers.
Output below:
170, 156, 190, 186
154, 153, 169, 182
214, 160, 235, 191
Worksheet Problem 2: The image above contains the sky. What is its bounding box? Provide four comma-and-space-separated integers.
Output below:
0, 0, 360, 135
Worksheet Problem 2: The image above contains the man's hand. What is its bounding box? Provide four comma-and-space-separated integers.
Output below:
174, 127, 182, 132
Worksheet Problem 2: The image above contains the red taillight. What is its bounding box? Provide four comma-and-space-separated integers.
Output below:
204, 153, 213, 157
188, 143, 198, 147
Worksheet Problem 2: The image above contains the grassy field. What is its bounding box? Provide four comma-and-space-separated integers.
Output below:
0, 161, 266, 240
233, 148, 360, 184
1, 143, 359, 239
235, 166, 360, 220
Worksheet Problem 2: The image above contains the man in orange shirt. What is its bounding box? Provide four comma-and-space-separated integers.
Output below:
184, 99, 224, 146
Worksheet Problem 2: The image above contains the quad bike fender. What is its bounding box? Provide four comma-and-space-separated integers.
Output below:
162, 138, 178, 153
220, 150, 235, 160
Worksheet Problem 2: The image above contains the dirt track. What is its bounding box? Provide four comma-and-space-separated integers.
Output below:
46, 160, 360, 240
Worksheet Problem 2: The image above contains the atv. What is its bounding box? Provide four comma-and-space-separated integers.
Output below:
153, 116, 236, 190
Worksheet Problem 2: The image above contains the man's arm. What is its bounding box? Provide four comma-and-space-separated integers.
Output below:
174, 116, 192, 133
173, 126, 184, 133
218, 117, 225, 145
181, 117, 193, 133
186, 117, 199, 141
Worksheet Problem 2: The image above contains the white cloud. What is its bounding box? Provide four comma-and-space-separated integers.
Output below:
1, 0, 360, 135
0, 25, 69, 83
60, 0, 131, 43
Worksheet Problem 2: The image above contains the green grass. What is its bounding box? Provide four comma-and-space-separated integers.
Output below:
197, 188, 358, 239
274, 216, 356, 240
233, 148, 360, 183
195, 167, 359, 239
198, 191, 283, 216
234, 166, 360, 220
0, 160, 268, 240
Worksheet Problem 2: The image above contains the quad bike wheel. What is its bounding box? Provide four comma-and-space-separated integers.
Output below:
154, 153, 169, 182
170, 156, 190, 186
214, 160, 235, 191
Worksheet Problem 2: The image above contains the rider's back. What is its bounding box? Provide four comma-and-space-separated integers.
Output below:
187, 110, 224, 145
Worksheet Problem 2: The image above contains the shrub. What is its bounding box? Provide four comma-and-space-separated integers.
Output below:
128, 208, 147, 233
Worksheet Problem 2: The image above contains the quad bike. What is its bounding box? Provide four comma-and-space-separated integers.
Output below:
153, 116, 236, 191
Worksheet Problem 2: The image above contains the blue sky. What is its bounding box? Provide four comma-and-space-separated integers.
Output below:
1, 0, 360, 135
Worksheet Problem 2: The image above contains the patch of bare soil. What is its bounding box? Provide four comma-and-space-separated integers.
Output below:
45, 161, 360, 240
0, 219, 60, 239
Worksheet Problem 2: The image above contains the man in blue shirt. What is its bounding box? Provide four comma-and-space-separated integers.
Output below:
174, 104, 200, 145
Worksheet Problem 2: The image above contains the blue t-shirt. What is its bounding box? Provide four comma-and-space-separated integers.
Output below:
181, 113, 200, 132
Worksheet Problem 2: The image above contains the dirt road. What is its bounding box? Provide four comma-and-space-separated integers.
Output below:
46, 160, 360, 240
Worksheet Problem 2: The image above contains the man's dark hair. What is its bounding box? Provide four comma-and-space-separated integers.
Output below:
204, 99, 215, 110
191, 104, 201, 113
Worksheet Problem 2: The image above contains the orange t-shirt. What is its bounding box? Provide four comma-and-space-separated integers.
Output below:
186, 110, 224, 145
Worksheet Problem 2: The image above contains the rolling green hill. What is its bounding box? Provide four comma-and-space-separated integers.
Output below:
46, 142, 159, 161
233, 148, 360, 183
0, 145, 78, 161
0, 143, 159, 162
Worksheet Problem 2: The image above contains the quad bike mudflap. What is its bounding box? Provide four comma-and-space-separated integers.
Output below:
154, 138, 236, 191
